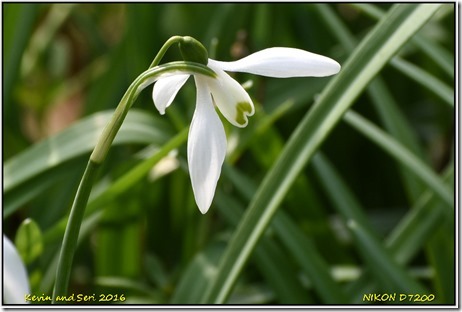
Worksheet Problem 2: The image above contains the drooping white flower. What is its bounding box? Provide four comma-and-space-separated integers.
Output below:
153, 47, 340, 214
3, 235, 30, 304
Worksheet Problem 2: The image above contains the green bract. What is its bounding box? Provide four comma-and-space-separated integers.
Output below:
179, 36, 209, 65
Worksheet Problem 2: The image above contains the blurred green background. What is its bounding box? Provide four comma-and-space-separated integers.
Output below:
3, 3, 455, 305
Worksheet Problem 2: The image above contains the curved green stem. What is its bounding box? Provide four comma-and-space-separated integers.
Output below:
52, 60, 215, 303
90, 62, 215, 163
52, 160, 99, 303
149, 36, 183, 68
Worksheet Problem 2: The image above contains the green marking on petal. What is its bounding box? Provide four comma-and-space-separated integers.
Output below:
235, 102, 252, 126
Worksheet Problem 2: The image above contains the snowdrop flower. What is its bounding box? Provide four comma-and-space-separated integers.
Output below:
3, 235, 30, 304
153, 38, 340, 214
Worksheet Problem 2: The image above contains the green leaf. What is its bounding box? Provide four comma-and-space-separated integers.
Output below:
170, 241, 225, 304
4, 157, 86, 219
389, 57, 453, 107
318, 10, 454, 300
219, 165, 349, 303
42, 129, 188, 245
202, 4, 441, 303
386, 165, 453, 264
4, 109, 172, 194
214, 191, 315, 304
343, 110, 453, 208
3, 3, 39, 116
425, 219, 455, 304
271, 212, 347, 302
316, 3, 431, 202
95, 276, 156, 298
366, 79, 429, 200
351, 3, 454, 78
144, 254, 169, 289
312, 153, 427, 296
15, 218, 43, 264
346, 219, 426, 293
345, 165, 453, 302
20, 4, 76, 77
4, 109, 173, 219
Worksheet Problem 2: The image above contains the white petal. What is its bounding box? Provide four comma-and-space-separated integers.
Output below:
209, 47, 341, 78
205, 63, 254, 128
3, 235, 30, 304
188, 77, 227, 214
152, 74, 190, 114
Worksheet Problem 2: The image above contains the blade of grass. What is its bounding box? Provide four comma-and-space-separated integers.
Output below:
312, 153, 428, 295
219, 165, 348, 303
4, 163, 72, 218
313, 154, 453, 302
13, 128, 188, 296
347, 164, 453, 302
318, 4, 454, 108
317, 3, 430, 202
4, 109, 172, 194
351, 3, 454, 78
343, 110, 453, 209
346, 219, 427, 293
317, 9, 454, 290
201, 4, 441, 303
366, 79, 429, 199
170, 241, 226, 304
42, 128, 188, 244
425, 219, 455, 304
214, 193, 313, 304
225, 106, 351, 302
3, 3, 39, 119
386, 164, 453, 265
389, 57, 454, 107
20, 4, 76, 77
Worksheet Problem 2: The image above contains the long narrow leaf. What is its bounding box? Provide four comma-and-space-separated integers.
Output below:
346, 220, 427, 294
214, 193, 312, 304
219, 166, 348, 303
3, 3, 38, 117
42, 129, 187, 244
389, 58, 454, 107
347, 165, 453, 302
343, 110, 453, 208
4, 109, 172, 194
318, 4, 453, 108
202, 4, 441, 303
317, 4, 429, 202
312, 153, 427, 296
386, 165, 453, 264
351, 3, 454, 78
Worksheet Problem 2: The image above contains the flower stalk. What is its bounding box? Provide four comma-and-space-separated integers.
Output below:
52, 160, 99, 302
52, 40, 215, 302
90, 62, 216, 163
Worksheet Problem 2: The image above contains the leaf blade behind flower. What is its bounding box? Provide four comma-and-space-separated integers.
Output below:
202, 4, 442, 303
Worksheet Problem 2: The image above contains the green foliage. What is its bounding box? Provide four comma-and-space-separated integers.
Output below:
15, 218, 43, 265
3, 3, 455, 306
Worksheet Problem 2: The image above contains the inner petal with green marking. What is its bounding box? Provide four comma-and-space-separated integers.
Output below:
204, 65, 254, 128
235, 102, 253, 126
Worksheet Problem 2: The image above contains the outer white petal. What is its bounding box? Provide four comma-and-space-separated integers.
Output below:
152, 74, 190, 114
188, 76, 227, 214
205, 63, 254, 128
3, 235, 30, 304
209, 47, 341, 78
